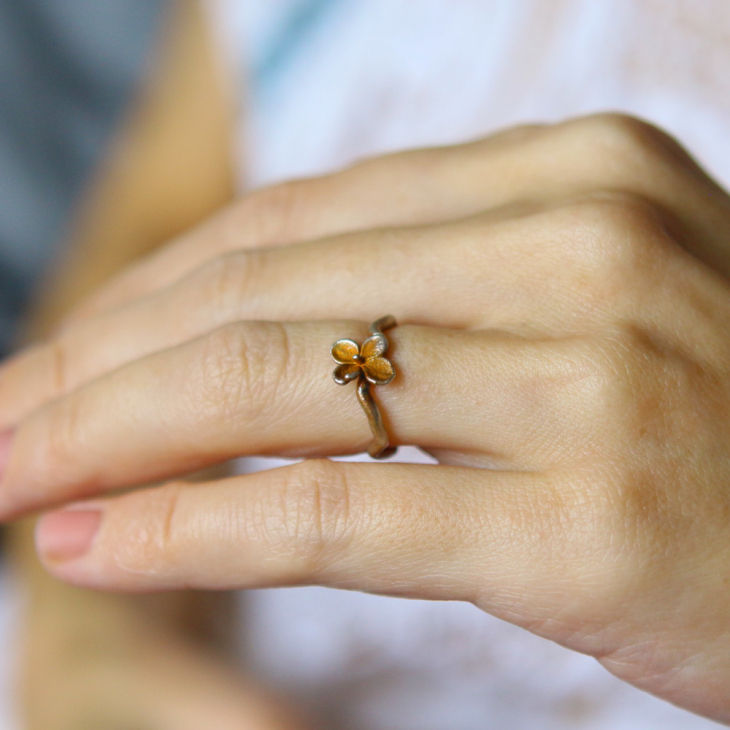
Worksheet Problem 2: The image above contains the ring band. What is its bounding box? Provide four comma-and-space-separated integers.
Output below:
331, 315, 397, 459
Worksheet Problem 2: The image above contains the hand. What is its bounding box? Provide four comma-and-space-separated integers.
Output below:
3, 113, 730, 722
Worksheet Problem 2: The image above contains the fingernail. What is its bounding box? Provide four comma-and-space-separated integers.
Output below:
36, 508, 102, 562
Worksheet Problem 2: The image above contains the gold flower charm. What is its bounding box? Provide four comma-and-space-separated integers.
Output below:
331, 333, 395, 386
330, 316, 397, 460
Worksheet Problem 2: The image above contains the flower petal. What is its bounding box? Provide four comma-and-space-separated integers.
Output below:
331, 339, 360, 364
361, 334, 388, 359
333, 362, 361, 385
362, 356, 395, 385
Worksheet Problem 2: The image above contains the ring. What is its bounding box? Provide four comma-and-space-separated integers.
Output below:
331, 315, 397, 459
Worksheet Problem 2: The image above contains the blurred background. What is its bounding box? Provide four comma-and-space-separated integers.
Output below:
1, 1, 729, 728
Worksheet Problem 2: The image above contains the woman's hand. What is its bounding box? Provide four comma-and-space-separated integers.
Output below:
3, 113, 730, 722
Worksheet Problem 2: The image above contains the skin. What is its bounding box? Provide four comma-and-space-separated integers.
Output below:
4, 112, 730, 723
13, 1, 307, 727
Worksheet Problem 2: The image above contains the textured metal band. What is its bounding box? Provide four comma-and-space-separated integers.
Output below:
331, 315, 397, 459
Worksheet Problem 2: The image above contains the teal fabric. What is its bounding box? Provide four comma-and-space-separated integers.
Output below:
0, 0, 169, 353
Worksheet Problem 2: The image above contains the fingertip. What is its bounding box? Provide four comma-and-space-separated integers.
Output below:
35, 506, 103, 563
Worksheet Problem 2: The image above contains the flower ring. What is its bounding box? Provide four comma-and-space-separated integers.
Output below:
331, 315, 397, 458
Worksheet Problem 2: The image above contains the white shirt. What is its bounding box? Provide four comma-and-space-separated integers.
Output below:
204, 2, 730, 727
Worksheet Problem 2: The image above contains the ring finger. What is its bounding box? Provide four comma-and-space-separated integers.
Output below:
0, 320, 593, 519
0, 196, 646, 428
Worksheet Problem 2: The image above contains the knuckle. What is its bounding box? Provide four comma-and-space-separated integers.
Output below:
557, 112, 703, 194
567, 326, 693, 498
570, 112, 670, 165
237, 180, 313, 245
195, 250, 264, 324
582, 345, 721, 594
553, 193, 675, 286
557, 468, 661, 612
39, 336, 72, 400
192, 322, 292, 426
252, 459, 353, 575
111, 482, 185, 576
565, 441, 688, 615
531, 338, 629, 459
37, 400, 80, 482
552, 327, 667, 453
554, 326, 713, 607
570, 327, 655, 411
574, 332, 638, 407
552, 448, 676, 611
